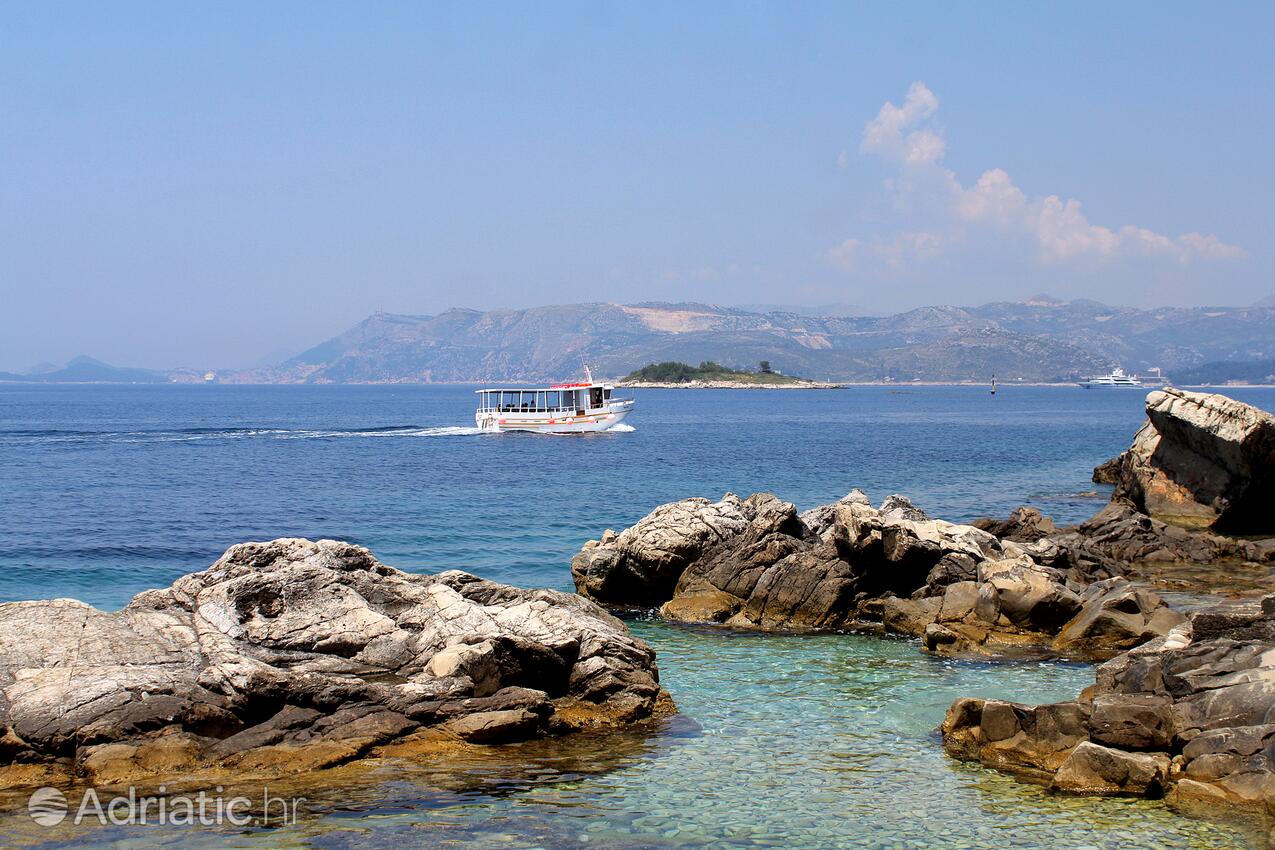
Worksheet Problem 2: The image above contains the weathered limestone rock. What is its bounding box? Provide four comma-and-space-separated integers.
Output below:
1051, 578, 1187, 656
1050, 742, 1171, 796
574, 490, 1010, 634
1102, 388, 1275, 533
0, 539, 670, 790
1057, 503, 1275, 569
972, 506, 1059, 543
942, 596, 1275, 823
1088, 693, 1174, 751
575, 490, 1185, 659
571, 494, 751, 605
905, 569, 1183, 660
940, 697, 1091, 781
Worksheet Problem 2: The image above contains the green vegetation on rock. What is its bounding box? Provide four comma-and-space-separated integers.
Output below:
623, 361, 806, 384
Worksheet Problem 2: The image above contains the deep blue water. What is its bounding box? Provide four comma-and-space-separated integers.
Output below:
9, 382, 1266, 609
2, 384, 1272, 848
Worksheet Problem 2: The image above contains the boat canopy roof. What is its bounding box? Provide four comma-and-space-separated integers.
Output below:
475, 384, 612, 394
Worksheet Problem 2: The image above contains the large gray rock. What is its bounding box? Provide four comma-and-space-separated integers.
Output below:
571, 494, 751, 605
1103, 388, 1275, 533
574, 490, 1012, 635
0, 539, 669, 790
574, 490, 1185, 659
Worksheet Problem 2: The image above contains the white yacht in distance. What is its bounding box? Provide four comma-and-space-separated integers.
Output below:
1078, 367, 1143, 389
475, 366, 634, 433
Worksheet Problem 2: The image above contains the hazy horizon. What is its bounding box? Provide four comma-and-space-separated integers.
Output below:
3, 3, 1272, 371
7, 291, 1275, 374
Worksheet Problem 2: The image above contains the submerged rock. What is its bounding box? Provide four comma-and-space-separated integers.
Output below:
0, 539, 669, 790
1099, 387, 1275, 533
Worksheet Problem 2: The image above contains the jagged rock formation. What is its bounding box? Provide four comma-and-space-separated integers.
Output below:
942, 598, 1275, 826
1099, 388, 1275, 533
571, 491, 1182, 659
0, 539, 669, 790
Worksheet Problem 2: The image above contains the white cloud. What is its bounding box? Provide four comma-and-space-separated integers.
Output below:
1178, 232, 1248, 261
827, 238, 861, 269
829, 231, 944, 271
860, 82, 944, 164
837, 84, 1245, 270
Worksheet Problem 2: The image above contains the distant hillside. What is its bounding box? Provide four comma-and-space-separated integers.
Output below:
216, 298, 1275, 384
1173, 358, 1275, 385
0, 356, 167, 384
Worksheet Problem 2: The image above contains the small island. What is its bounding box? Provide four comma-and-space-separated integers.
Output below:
617, 360, 841, 389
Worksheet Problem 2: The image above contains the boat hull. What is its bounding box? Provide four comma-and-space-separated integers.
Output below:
476, 402, 633, 434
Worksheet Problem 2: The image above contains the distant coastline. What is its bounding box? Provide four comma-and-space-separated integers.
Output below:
5, 379, 1275, 389
617, 379, 844, 389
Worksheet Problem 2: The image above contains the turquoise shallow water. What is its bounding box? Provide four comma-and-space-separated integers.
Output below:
5, 627, 1255, 849
1, 384, 1272, 847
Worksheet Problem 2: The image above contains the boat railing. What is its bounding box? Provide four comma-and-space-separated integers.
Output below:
486, 398, 634, 414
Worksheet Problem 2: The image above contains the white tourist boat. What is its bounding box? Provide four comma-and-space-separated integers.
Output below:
475, 367, 634, 433
1078, 367, 1143, 389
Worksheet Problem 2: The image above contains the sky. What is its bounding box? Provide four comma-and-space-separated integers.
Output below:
2, 2, 1272, 370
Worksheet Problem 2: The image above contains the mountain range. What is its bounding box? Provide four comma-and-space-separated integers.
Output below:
219, 297, 1275, 384
0, 356, 168, 384
7, 298, 1273, 385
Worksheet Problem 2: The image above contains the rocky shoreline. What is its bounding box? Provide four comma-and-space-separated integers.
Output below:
942, 596, 1275, 814
0, 540, 671, 793
571, 489, 1201, 660
571, 387, 1275, 833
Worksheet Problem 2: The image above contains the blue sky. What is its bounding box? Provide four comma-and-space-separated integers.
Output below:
2, 2, 1272, 369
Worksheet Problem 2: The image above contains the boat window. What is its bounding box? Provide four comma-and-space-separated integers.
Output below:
589, 387, 603, 408
561, 390, 576, 410
604, 387, 612, 400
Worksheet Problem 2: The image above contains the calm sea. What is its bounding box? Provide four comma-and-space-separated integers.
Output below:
1, 383, 1271, 848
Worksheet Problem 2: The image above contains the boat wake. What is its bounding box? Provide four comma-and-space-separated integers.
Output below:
1, 425, 486, 445
606, 423, 636, 432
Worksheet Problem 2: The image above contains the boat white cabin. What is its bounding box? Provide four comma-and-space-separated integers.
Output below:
1078, 367, 1143, 389
475, 367, 634, 433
